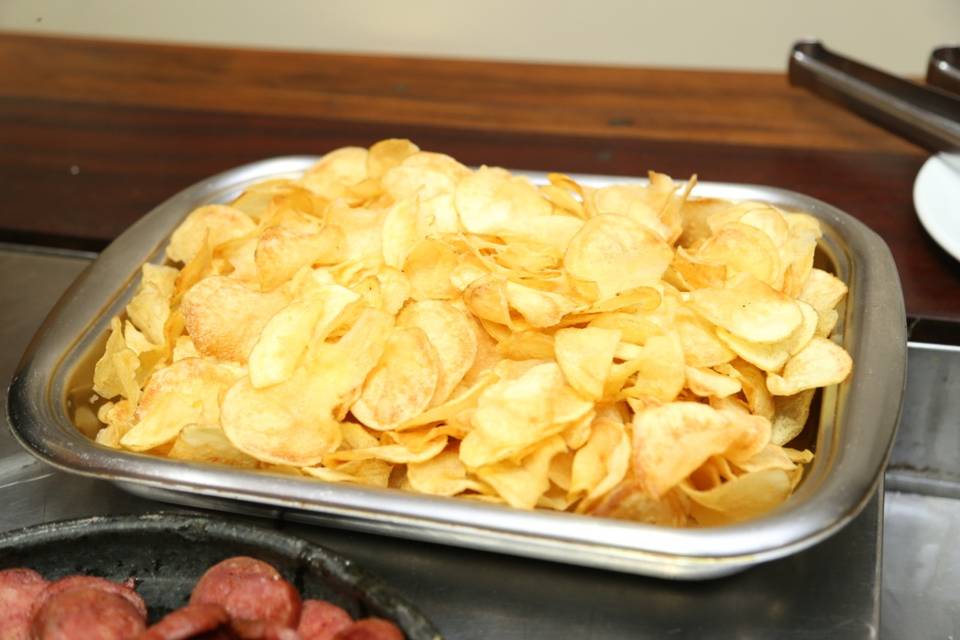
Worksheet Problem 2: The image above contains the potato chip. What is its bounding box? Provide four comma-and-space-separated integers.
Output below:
325, 429, 448, 465
93, 318, 141, 403
554, 327, 621, 400
496, 331, 554, 361
586, 481, 689, 526
675, 308, 736, 368
681, 468, 792, 525
407, 450, 486, 496
569, 415, 630, 502
460, 363, 592, 467
382, 198, 425, 270
181, 276, 288, 363
367, 138, 420, 180
719, 359, 775, 419
351, 327, 441, 430
618, 332, 686, 403
632, 402, 746, 497
504, 281, 576, 328
688, 276, 802, 343
462, 274, 512, 326
715, 300, 818, 372
767, 337, 852, 396
397, 300, 478, 405
248, 284, 359, 388
168, 424, 258, 468
564, 214, 673, 299
799, 268, 848, 312
255, 221, 343, 291
685, 366, 741, 398
455, 166, 551, 235
303, 459, 393, 488
120, 359, 242, 451
167, 205, 256, 264
404, 238, 459, 300
300, 146, 369, 199
475, 435, 567, 509
695, 222, 781, 287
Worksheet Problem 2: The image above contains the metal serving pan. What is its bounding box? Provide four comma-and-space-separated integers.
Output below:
6, 157, 907, 579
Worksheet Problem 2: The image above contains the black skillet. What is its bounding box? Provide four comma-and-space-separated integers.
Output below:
0, 513, 440, 638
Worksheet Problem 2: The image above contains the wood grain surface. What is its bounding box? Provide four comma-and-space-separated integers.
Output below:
1, 32, 957, 321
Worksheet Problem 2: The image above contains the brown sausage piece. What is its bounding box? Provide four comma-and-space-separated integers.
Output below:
190, 557, 300, 628
331, 619, 404, 640
30, 587, 146, 640
296, 600, 353, 640
31, 576, 147, 621
139, 603, 229, 640
0, 568, 48, 640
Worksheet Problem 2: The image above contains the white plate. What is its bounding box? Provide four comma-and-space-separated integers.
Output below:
914, 153, 960, 262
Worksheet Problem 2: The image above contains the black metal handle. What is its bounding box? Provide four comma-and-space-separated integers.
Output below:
788, 40, 960, 152
927, 47, 960, 98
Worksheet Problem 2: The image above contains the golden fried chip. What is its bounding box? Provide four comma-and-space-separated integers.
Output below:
300, 146, 369, 199
168, 424, 258, 468
632, 402, 746, 497
221, 309, 393, 465
367, 138, 420, 180
93, 318, 141, 403
715, 300, 818, 372
770, 389, 814, 446
695, 222, 781, 287
248, 284, 359, 388
554, 327, 621, 400
120, 359, 242, 451
681, 468, 792, 525
460, 363, 592, 467
398, 300, 478, 405
407, 450, 486, 496
564, 214, 673, 299
167, 205, 256, 264
569, 415, 630, 502
475, 435, 567, 509
404, 238, 460, 300
685, 366, 742, 398
688, 276, 802, 343
351, 327, 441, 430
766, 337, 853, 396
181, 276, 288, 363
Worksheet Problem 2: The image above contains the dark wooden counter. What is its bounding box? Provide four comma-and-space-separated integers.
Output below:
1, 33, 957, 320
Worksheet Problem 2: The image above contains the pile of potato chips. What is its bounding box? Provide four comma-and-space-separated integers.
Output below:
89, 139, 852, 527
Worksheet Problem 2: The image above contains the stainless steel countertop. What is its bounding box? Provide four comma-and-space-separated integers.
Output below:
2, 244, 953, 638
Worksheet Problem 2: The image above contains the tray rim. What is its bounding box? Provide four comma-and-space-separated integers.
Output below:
4, 155, 907, 579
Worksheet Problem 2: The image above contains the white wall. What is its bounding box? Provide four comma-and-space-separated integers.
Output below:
1, 0, 956, 75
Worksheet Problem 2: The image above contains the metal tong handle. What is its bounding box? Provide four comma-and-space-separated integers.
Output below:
788, 40, 960, 152
927, 47, 960, 97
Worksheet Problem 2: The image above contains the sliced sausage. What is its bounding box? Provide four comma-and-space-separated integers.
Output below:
0, 568, 48, 640
331, 619, 404, 640
30, 587, 146, 640
139, 603, 229, 640
31, 576, 147, 621
296, 600, 353, 640
228, 619, 301, 640
190, 558, 300, 628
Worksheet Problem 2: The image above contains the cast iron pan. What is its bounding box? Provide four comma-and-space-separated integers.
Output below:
0, 513, 441, 638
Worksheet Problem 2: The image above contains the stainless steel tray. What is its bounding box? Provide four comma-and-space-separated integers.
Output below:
5, 157, 907, 579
